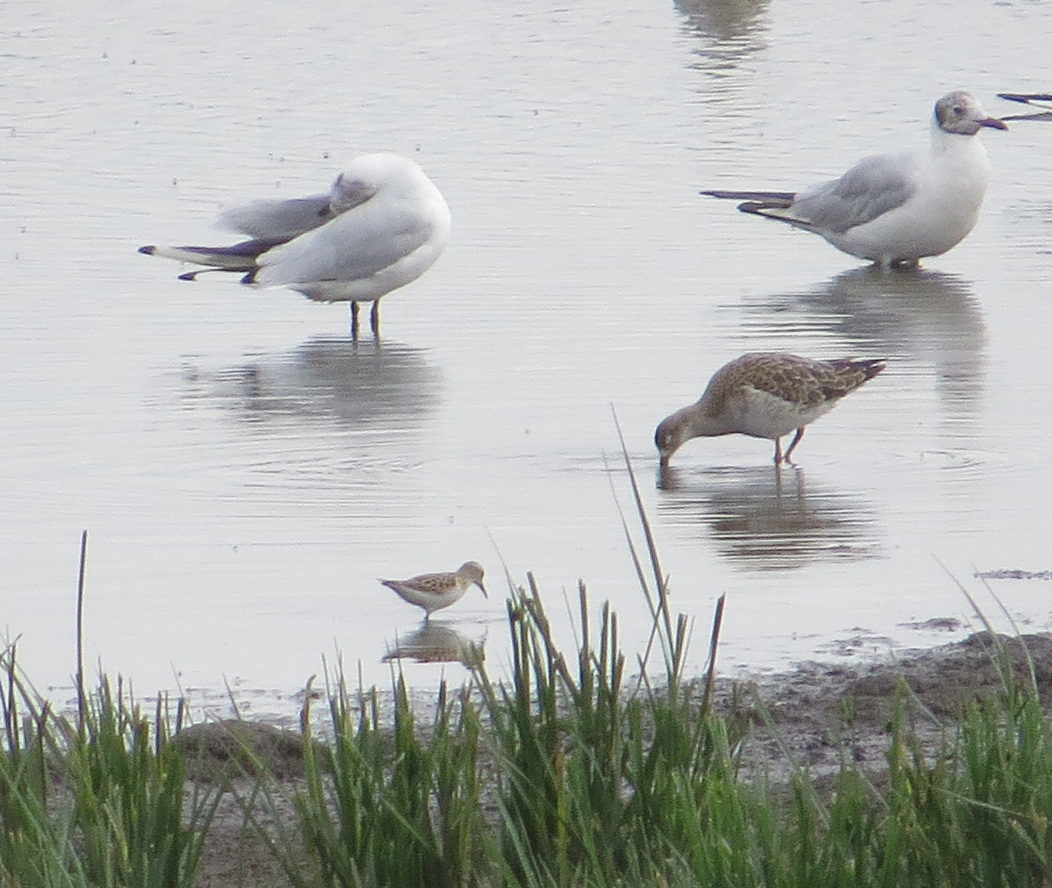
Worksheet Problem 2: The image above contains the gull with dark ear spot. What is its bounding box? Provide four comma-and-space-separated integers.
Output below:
702, 91, 1007, 267
655, 353, 886, 467
139, 153, 451, 338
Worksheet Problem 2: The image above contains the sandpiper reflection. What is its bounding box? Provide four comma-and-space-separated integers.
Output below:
382, 622, 486, 668
657, 464, 882, 571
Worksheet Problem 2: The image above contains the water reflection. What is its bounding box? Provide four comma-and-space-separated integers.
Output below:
180, 337, 441, 430
674, 0, 770, 67
741, 267, 986, 415
657, 465, 882, 571
382, 622, 486, 668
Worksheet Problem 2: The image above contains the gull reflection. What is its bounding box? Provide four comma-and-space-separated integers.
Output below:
742, 267, 986, 416
382, 622, 486, 668
675, 0, 770, 67
675, 0, 770, 43
657, 464, 882, 571
180, 337, 440, 430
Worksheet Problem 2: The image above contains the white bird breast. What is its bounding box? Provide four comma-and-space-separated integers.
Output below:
733, 387, 836, 440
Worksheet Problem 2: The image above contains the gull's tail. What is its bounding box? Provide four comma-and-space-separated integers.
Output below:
701, 189, 817, 230
138, 238, 280, 278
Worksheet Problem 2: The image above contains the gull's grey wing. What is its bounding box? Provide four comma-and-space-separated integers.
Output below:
217, 193, 333, 241
789, 152, 919, 234
253, 197, 435, 286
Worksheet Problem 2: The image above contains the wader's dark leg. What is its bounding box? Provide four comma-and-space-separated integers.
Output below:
783, 427, 805, 463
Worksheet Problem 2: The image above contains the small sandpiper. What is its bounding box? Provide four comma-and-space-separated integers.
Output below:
380, 561, 487, 620
655, 353, 886, 467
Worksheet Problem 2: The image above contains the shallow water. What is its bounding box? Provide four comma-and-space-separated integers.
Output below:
3, 0, 1052, 719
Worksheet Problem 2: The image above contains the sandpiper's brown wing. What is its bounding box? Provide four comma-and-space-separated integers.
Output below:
393, 571, 458, 595
703, 353, 820, 412
727, 353, 884, 408
815, 358, 886, 400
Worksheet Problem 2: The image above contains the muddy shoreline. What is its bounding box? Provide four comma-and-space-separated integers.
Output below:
186, 631, 1052, 887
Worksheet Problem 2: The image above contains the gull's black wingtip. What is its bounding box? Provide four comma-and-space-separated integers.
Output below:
701, 189, 797, 202
998, 92, 1052, 105
138, 245, 156, 255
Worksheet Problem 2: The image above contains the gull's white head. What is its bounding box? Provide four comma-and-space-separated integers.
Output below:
934, 90, 1008, 136
328, 153, 420, 215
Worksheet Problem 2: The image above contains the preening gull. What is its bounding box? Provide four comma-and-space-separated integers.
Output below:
139, 153, 451, 337
701, 91, 1007, 267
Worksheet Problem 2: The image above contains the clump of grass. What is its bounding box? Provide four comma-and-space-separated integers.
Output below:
286, 671, 489, 888
474, 577, 737, 888
0, 642, 72, 888
62, 679, 219, 888
1, 647, 222, 888
0, 532, 221, 888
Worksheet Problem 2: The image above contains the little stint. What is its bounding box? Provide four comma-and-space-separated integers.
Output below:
655, 353, 886, 466
380, 561, 487, 620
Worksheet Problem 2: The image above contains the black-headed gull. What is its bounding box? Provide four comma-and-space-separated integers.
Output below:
702, 92, 1007, 267
140, 153, 451, 337
655, 353, 886, 467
